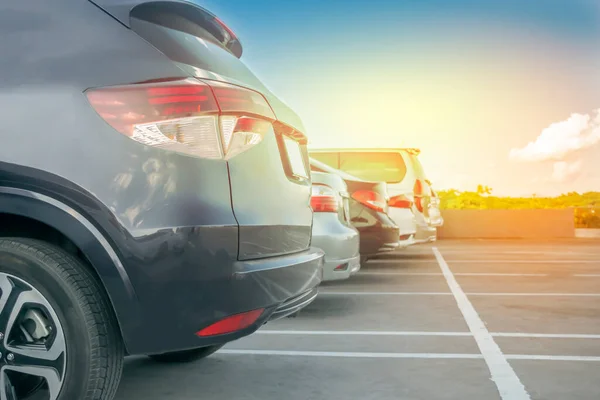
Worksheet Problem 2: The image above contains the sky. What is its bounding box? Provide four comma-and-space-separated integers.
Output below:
201, 0, 600, 196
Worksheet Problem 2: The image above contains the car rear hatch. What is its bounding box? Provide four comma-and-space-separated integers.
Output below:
401, 150, 441, 225
344, 179, 390, 222
92, 0, 313, 260
311, 172, 352, 226
309, 158, 392, 226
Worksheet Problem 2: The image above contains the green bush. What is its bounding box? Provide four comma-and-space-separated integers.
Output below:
437, 189, 600, 228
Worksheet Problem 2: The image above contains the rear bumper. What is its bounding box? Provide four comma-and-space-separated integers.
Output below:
322, 254, 361, 281
359, 222, 400, 256
414, 224, 437, 243
388, 207, 417, 248
269, 286, 319, 320
311, 215, 360, 282
388, 207, 418, 236
131, 247, 324, 355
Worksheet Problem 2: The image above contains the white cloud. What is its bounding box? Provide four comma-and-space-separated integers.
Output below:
509, 109, 600, 162
552, 160, 583, 182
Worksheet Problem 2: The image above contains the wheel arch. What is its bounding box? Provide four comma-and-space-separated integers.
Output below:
0, 187, 140, 354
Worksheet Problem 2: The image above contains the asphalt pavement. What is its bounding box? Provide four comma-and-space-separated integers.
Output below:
116, 239, 600, 400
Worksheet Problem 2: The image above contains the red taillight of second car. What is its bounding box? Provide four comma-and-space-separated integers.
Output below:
196, 308, 265, 337
414, 180, 424, 212
352, 190, 386, 213
311, 185, 338, 213
389, 194, 413, 209
86, 78, 276, 160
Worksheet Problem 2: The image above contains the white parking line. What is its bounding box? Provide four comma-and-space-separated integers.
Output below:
320, 291, 452, 296
358, 272, 548, 277
257, 330, 472, 336
371, 259, 444, 263
493, 333, 600, 339
219, 350, 600, 362
573, 274, 600, 277
444, 260, 599, 264
506, 355, 600, 362
466, 293, 600, 297
219, 349, 482, 359
256, 330, 600, 339
372, 259, 599, 264
433, 247, 531, 400
319, 291, 600, 297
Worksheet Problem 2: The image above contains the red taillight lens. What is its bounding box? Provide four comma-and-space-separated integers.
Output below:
86, 78, 275, 160
210, 81, 275, 119
414, 180, 424, 212
352, 190, 386, 213
196, 308, 265, 337
389, 194, 413, 209
311, 185, 338, 213
334, 263, 348, 271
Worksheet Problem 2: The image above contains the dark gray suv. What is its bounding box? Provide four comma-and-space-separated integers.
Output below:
0, 1, 323, 399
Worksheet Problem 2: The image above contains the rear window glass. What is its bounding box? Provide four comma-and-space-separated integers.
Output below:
309, 158, 364, 181
309, 152, 339, 169
130, 18, 265, 89
338, 152, 407, 183
283, 137, 309, 179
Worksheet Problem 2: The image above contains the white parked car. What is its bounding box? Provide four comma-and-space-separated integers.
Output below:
309, 148, 443, 244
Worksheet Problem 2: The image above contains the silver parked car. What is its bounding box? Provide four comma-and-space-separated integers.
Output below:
311, 172, 361, 281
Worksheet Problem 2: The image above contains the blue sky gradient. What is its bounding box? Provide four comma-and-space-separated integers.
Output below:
201, 0, 599, 195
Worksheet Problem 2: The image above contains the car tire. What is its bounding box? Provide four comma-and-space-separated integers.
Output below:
148, 345, 224, 363
0, 238, 124, 400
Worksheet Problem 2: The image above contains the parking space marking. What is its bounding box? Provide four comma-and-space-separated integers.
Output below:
219, 350, 600, 362
434, 260, 600, 264
319, 291, 452, 296
465, 293, 600, 297
358, 272, 548, 277
371, 259, 447, 263
493, 333, 600, 339
319, 291, 600, 297
219, 349, 483, 359
257, 330, 472, 336
433, 247, 531, 400
257, 330, 600, 339
573, 274, 600, 277
506, 355, 600, 362
371, 259, 600, 264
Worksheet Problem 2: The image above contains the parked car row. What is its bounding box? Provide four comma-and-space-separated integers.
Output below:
0, 1, 442, 399
309, 148, 443, 281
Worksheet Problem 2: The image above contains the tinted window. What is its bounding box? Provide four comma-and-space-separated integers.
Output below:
130, 18, 265, 89
283, 137, 309, 179
310, 158, 365, 181
339, 152, 407, 183
309, 152, 338, 169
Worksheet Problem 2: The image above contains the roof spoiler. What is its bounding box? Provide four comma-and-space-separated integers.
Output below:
89, 0, 243, 58
404, 148, 421, 156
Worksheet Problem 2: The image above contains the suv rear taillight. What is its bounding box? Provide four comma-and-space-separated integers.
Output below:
352, 190, 386, 213
389, 194, 413, 209
311, 185, 338, 213
86, 78, 275, 160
